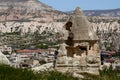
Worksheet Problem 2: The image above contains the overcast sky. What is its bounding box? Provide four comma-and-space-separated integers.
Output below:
39, 0, 120, 11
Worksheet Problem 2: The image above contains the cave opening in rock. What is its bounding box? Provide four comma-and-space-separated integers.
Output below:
65, 22, 72, 31
79, 46, 87, 51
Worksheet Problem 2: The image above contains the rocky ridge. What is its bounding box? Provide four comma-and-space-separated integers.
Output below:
67, 8, 120, 17
0, 0, 68, 22
0, 0, 53, 10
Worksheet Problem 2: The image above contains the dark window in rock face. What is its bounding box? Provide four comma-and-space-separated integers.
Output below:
65, 22, 72, 31
79, 46, 87, 50
65, 22, 74, 46
89, 45, 91, 50
75, 46, 87, 56
66, 32, 74, 46
66, 37, 73, 46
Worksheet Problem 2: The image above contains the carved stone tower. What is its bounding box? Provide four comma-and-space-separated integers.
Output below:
56, 7, 100, 75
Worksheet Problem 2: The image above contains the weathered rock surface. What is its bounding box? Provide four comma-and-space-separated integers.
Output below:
0, 0, 53, 10
0, 22, 64, 33
0, 51, 10, 65
56, 7, 100, 77
32, 63, 53, 72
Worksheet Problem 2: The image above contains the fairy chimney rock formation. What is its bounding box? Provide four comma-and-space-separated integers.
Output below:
56, 7, 100, 75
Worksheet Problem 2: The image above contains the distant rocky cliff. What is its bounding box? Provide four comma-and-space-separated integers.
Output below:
88, 16, 120, 32
0, 0, 67, 22
67, 8, 120, 17
84, 8, 120, 17
0, 0, 53, 10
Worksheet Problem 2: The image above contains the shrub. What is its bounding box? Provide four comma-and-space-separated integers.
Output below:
0, 65, 78, 80
99, 67, 120, 80
36, 44, 48, 49
81, 67, 120, 80
39, 60, 46, 65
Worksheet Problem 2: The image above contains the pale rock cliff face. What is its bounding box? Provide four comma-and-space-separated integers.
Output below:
0, 21, 64, 34
89, 16, 120, 50
89, 17, 120, 33
0, 16, 119, 36
91, 21, 120, 33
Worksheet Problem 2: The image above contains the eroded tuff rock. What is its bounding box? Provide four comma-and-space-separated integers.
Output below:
0, 51, 10, 65
56, 7, 100, 76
